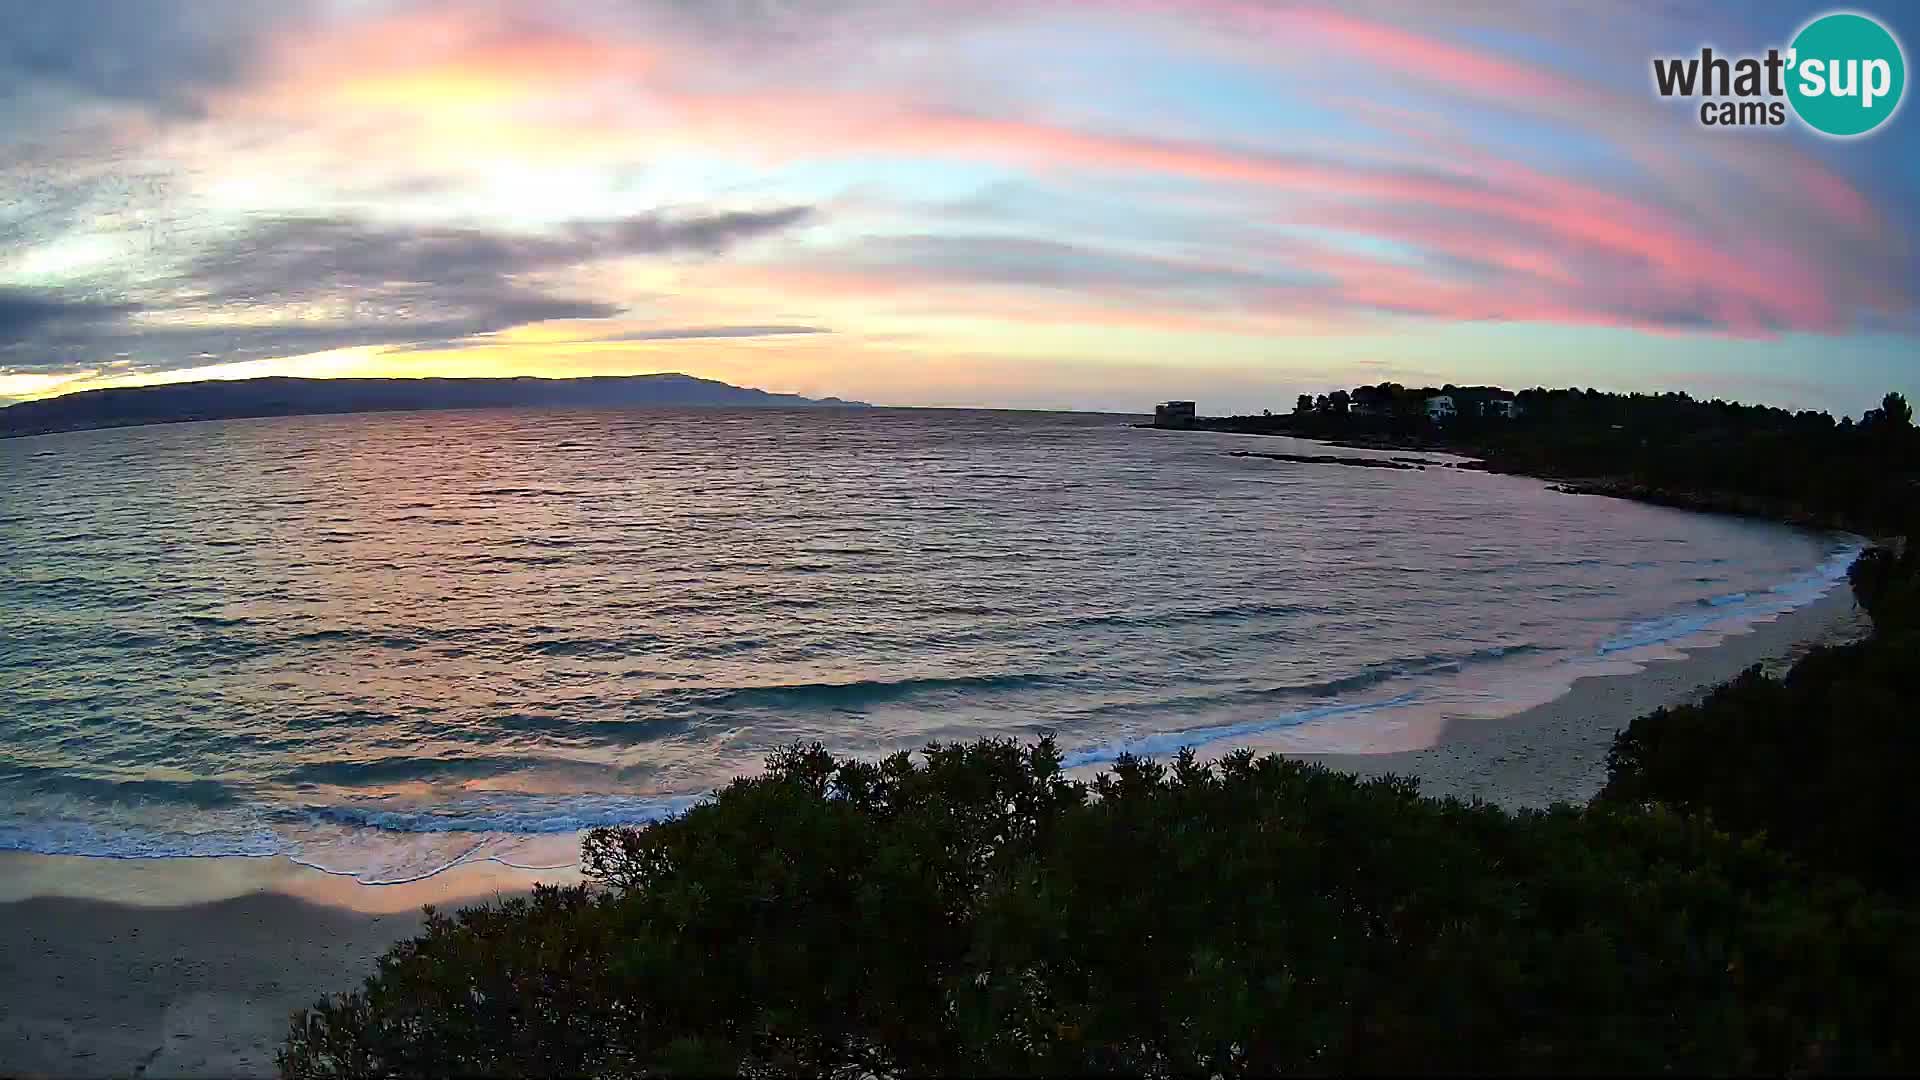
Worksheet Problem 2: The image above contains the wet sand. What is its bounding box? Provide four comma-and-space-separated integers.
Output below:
0, 586, 1869, 1078
1300, 585, 1868, 807
0, 857, 571, 1079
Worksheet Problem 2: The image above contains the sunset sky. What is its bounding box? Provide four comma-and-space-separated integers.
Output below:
1, 0, 1914, 415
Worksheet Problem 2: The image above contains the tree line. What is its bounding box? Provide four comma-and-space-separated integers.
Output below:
1216, 385, 1919, 536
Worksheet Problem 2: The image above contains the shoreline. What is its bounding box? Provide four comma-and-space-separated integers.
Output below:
1295, 584, 1868, 808
1186, 422, 1895, 539
0, 854, 571, 1079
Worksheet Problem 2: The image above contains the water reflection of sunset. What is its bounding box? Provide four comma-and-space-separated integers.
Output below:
2, 407, 1847, 884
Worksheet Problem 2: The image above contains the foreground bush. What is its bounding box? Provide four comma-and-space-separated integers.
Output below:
1848, 542, 1920, 635
1600, 640, 1919, 897
1601, 543, 1920, 896
282, 739, 1916, 1076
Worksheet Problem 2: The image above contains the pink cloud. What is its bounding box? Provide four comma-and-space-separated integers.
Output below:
162, 2, 1908, 345
1164, 2, 1895, 316
1249, 5, 1588, 106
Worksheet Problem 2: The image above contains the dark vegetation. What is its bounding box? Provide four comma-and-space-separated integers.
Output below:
282, 542, 1920, 1076
0, 374, 866, 439
1600, 542, 1920, 897
1201, 385, 1920, 535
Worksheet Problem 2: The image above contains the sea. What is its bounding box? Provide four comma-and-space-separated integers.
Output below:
0, 407, 1859, 884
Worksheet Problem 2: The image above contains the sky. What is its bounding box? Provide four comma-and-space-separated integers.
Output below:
0, 0, 1914, 416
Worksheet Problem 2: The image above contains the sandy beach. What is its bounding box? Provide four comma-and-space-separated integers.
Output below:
0, 857, 571, 1079
0, 586, 1869, 1079
1301, 585, 1869, 807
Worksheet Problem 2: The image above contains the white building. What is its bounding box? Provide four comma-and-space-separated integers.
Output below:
1153, 400, 1197, 428
1480, 398, 1516, 419
1424, 395, 1457, 420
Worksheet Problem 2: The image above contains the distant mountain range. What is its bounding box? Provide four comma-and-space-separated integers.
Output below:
0, 374, 869, 439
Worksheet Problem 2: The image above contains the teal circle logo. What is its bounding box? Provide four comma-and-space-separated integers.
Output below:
1787, 12, 1906, 136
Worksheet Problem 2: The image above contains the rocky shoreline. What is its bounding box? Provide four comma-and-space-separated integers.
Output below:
1540, 479, 1874, 534
1171, 420, 1883, 536
1227, 449, 1442, 470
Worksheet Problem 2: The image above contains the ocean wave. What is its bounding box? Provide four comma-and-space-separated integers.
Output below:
292, 792, 706, 834
182, 613, 254, 628
1071, 643, 1542, 722
662, 672, 1062, 712
279, 754, 554, 786
488, 714, 693, 745
0, 766, 246, 809
0, 792, 702, 883
1060, 692, 1423, 769
1597, 542, 1859, 656
467, 487, 580, 497
528, 633, 666, 657
0, 520, 1847, 883
0, 818, 282, 860
1068, 600, 1323, 630
284, 845, 575, 887
1278, 642, 1543, 693
919, 601, 1334, 648
284, 628, 429, 651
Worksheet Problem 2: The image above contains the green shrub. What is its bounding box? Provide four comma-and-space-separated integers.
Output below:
282, 739, 1917, 1077
1849, 543, 1920, 634
1601, 545, 1920, 896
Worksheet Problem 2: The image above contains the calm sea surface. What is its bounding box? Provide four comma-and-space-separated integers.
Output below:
0, 408, 1856, 882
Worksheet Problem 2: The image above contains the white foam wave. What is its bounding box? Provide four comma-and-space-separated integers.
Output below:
1597, 541, 1859, 656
